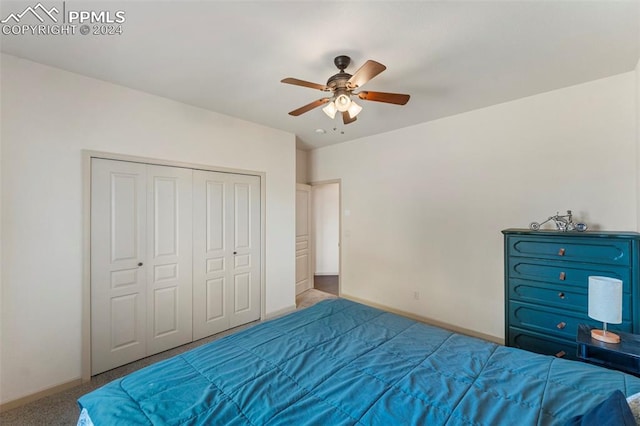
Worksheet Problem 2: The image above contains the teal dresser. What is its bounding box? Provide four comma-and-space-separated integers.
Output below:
503, 229, 640, 360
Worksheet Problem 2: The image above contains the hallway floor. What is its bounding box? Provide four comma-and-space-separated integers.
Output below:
314, 275, 339, 295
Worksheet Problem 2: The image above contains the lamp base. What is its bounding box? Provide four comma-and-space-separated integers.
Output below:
591, 329, 621, 344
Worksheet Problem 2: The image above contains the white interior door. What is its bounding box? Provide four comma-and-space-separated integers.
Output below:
193, 171, 260, 339
229, 174, 261, 327
145, 165, 193, 356
92, 159, 194, 374
92, 158, 261, 372
193, 170, 229, 338
295, 184, 312, 295
91, 159, 147, 375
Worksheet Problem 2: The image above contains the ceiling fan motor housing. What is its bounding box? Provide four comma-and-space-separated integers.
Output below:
327, 55, 353, 91
327, 73, 352, 90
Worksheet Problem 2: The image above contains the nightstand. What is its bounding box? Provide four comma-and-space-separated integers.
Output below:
576, 324, 640, 376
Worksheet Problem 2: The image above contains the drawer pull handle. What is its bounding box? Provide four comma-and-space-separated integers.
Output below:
558, 248, 566, 256
555, 350, 566, 358
556, 321, 567, 329
559, 272, 566, 281
558, 292, 565, 299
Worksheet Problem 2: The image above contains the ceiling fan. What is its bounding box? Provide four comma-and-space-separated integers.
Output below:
281, 55, 410, 125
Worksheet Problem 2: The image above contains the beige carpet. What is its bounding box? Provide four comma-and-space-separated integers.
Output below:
296, 287, 338, 309
0, 289, 336, 425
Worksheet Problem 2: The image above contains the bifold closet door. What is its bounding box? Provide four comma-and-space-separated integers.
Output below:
91, 159, 193, 375
145, 165, 193, 357
91, 159, 147, 374
193, 171, 261, 340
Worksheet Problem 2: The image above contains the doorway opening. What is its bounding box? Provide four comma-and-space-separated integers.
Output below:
312, 182, 340, 296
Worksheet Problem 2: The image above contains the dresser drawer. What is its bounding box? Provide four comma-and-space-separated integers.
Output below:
508, 237, 631, 266
508, 327, 577, 360
509, 278, 631, 319
508, 261, 631, 293
509, 301, 632, 341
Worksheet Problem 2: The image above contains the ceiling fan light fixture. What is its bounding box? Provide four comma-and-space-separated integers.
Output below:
335, 93, 351, 112
347, 100, 362, 119
322, 101, 337, 119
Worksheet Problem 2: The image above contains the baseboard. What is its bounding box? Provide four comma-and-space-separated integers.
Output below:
313, 273, 338, 276
340, 293, 504, 345
264, 304, 297, 320
0, 378, 82, 413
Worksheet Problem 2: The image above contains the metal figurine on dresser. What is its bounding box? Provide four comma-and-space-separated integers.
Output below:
529, 210, 588, 232
502, 229, 640, 360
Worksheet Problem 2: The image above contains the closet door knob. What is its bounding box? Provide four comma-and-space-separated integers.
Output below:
138, 262, 143, 267
558, 292, 565, 299
233, 251, 237, 255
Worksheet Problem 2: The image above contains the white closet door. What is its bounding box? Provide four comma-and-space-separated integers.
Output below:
145, 165, 193, 355
193, 171, 228, 338
91, 159, 147, 375
92, 160, 194, 374
93, 159, 260, 372
229, 174, 261, 327
193, 171, 260, 339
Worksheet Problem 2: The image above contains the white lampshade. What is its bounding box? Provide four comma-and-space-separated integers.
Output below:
334, 93, 351, 112
347, 100, 362, 119
322, 101, 337, 119
588, 276, 623, 324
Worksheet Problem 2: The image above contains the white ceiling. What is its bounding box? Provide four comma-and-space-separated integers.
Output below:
1, 1, 639, 150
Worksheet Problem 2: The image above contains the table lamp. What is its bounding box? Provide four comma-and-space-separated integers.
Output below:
588, 276, 623, 344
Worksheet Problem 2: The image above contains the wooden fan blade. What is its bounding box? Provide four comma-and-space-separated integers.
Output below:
342, 111, 357, 125
288, 98, 330, 116
281, 78, 329, 91
357, 91, 410, 105
347, 60, 386, 89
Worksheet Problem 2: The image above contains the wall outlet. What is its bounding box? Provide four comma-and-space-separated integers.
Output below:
413, 291, 420, 300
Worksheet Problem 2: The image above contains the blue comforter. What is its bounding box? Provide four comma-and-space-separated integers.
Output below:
78, 299, 640, 425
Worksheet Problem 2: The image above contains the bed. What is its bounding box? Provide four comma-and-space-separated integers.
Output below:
78, 299, 640, 425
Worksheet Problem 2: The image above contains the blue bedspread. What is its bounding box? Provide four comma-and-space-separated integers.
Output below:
78, 299, 640, 425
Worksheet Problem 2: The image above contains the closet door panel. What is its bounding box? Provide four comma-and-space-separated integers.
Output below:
91, 159, 147, 375
194, 171, 261, 337
229, 175, 261, 327
193, 171, 230, 339
146, 165, 193, 355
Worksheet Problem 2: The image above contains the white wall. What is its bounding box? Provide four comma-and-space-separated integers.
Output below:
312, 183, 340, 275
296, 149, 309, 184
310, 72, 638, 340
0, 54, 296, 404
637, 58, 640, 229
